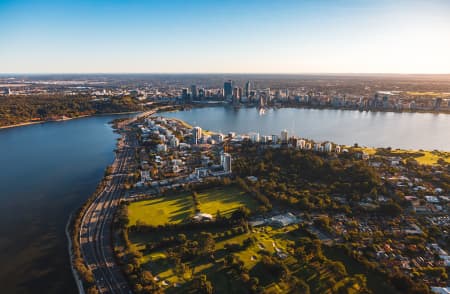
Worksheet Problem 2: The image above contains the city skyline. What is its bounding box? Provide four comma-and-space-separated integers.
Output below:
1, 0, 450, 74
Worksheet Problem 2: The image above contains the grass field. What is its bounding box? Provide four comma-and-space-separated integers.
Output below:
352, 147, 450, 165
127, 186, 258, 227
196, 186, 259, 217
127, 192, 194, 226
389, 149, 450, 165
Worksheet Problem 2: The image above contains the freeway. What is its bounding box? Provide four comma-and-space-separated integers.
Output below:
78, 107, 173, 293
78, 111, 156, 293
79, 133, 133, 293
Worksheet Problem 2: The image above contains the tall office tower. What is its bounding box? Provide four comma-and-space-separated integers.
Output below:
198, 88, 205, 99
224, 80, 233, 100
192, 126, 202, 144
234, 87, 242, 100
190, 85, 198, 99
232, 87, 238, 99
245, 81, 252, 97
281, 129, 288, 143
182, 88, 190, 102
221, 153, 232, 173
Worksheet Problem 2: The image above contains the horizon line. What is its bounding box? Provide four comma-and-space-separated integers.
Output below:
1, 72, 450, 76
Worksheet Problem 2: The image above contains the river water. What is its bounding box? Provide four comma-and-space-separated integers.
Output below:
159, 107, 450, 150
0, 114, 132, 294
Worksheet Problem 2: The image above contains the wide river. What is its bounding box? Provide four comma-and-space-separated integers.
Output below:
160, 107, 450, 150
0, 114, 133, 294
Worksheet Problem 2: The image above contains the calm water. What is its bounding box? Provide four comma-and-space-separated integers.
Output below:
160, 107, 450, 150
0, 115, 132, 294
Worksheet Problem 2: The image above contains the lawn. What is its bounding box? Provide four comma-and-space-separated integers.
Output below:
196, 186, 259, 217
127, 186, 258, 227
127, 192, 194, 226
352, 147, 450, 165
391, 149, 450, 165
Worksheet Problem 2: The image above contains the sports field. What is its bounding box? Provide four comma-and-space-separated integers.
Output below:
196, 186, 259, 217
127, 192, 194, 226
127, 186, 258, 227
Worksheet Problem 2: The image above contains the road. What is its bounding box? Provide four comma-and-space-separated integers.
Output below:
79, 110, 157, 293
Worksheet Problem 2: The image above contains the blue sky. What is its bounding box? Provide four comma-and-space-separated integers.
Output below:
1, 0, 449, 73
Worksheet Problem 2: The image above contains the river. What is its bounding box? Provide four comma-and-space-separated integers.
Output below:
0, 114, 132, 294
159, 107, 450, 150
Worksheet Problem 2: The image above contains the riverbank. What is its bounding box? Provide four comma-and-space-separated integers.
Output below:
0, 111, 141, 130
68, 107, 168, 293
158, 106, 450, 151
169, 117, 217, 136
65, 213, 85, 294
258, 103, 450, 116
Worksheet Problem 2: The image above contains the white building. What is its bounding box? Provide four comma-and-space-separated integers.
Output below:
169, 137, 179, 148
313, 143, 321, 152
335, 145, 341, 153
249, 132, 260, 142
324, 142, 333, 152
140, 170, 151, 182
281, 129, 288, 143
192, 126, 202, 144
298, 139, 306, 149
212, 133, 224, 143
261, 135, 271, 143
156, 144, 167, 152
221, 153, 232, 173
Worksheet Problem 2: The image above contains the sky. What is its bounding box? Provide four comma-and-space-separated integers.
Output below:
1, 0, 450, 74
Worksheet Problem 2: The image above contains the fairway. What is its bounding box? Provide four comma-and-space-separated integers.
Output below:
127, 192, 194, 226
196, 186, 258, 217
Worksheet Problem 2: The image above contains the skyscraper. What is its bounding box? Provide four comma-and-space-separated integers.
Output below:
198, 88, 205, 100
182, 88, 189, 102
190, 85, 198, 99
244, 81, 252, 97
224, 80, 233, 100
192, 126, 202, 144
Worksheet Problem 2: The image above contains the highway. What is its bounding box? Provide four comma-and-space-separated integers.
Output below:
79, 111, 156, 293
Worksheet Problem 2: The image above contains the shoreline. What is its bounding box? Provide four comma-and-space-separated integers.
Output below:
0, 111, 141, 130
65, 213, 85, 294
162, 115, 450, 156
68, 108, 161, 293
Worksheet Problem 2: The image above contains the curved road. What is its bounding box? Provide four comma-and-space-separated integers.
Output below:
79, 110, 157, 293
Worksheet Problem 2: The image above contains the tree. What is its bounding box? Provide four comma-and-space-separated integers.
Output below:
378, 202, 402, 216
87, 286, 99, 294
231, 206, 251, 219
141, 270, 153, 285
198, 232, 215, 256
191, 275, 213, 294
